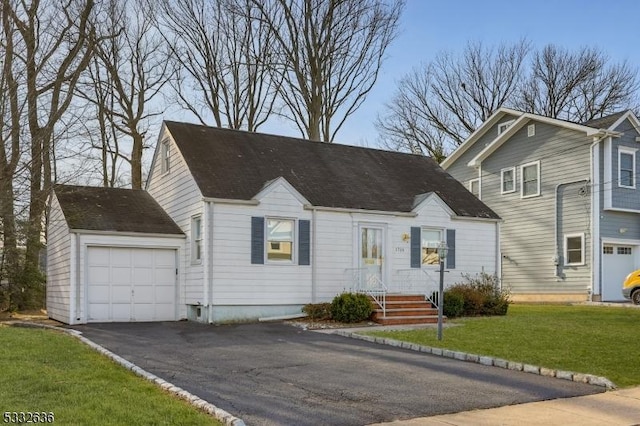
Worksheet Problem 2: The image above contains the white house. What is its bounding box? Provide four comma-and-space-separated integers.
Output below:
47, 122, 500, 324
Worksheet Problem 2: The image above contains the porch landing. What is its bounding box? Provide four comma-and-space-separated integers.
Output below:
370, 294, 444, 325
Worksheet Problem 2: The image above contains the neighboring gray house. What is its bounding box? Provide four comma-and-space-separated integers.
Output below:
442, 107, 640, 302
46, 121, 500, 324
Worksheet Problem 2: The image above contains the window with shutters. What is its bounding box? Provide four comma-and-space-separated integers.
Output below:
421, 228, 443, 265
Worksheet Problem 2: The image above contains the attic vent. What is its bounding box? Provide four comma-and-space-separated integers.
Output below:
528, 124, 535, 137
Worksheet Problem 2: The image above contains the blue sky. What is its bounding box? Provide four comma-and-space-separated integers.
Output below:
262, 0, 640, 148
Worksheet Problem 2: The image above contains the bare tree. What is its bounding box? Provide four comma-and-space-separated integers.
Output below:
154, 0, 279, 131
377, 40, 530, 157
80, 0, 174, 189
517, 45, 639, 122
251, 0, 404, 142
3, 0, 97, 308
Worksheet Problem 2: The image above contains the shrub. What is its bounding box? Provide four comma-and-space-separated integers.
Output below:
330, 292, 373, 323
443, 291, 464, 318
302, 303, 332, 320
446, 273, 509, 317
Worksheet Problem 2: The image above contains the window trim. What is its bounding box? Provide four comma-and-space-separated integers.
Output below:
468, 178, 480, 198
265, 217, 295, 264
564, 233, 585, 266
618, 147, 636, 189
498, 120, 515, 135
520, 161, 541, 198
191, 215, 202, 264
500, 167, 516, 194
421, 227, 444, 266
160, 140, 170, 174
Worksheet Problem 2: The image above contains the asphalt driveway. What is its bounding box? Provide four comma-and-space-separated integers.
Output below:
73, 322, 602, 426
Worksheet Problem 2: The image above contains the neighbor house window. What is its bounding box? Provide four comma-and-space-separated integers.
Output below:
520, 161, 540, 198
267, 218, 294, 261
421, 228, 443, 265
564, 234, 584, 266
191, 215, 202, 263
469, 179, 480, 198
160, 140, 170, 174
498, 120, 514, 135
501, 167, 516, 194
618, 147, 636, 188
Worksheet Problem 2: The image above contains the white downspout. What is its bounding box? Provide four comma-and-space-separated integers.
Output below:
206, 201, 214, 324
590, 137, 603, 301
75, 233, 81, 323
311, 208, 318, 303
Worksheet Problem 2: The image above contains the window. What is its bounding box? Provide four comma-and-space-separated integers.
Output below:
521, 161, 540, 198
603, 246, 613, 255
564, 234, 584, 265
501, 167, 516, 194
191, 216, 202, 263
527, 124, 535, 137
618, 147, 636, 188
160, 140, 170, 174
618, 246, 632, 255
498, 120, 514, 135
267, 218, 294, 261
421, 228, 443, 265
469, 179, 480, 198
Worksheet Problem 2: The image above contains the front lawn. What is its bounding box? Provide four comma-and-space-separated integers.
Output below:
0, 325, 222, 425
365, 304, 640, 388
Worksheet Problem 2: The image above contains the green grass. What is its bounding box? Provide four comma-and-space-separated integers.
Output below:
0, 325, 222, 425
365, 304, 640, 388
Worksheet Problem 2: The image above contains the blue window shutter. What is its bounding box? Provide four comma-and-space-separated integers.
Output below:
298, 220, 310, 265
410, 227, 421, 268
251, 217, 264, 264
446, 229, 456, 269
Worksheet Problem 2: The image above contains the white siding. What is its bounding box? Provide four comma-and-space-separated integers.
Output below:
211, 183, 313, 306
46, 194, 72, 323
146, 127, 204, 312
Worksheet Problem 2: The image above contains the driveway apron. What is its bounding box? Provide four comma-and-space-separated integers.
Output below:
73, 322, 603, 426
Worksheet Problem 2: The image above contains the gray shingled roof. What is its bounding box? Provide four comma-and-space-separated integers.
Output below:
54, 184, 184, 235
582, 110, 628, 129
165, 121, 499, 219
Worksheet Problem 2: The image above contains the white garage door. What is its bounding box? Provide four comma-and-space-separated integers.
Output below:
602, 244, 635, 301
87, 247, 177, 322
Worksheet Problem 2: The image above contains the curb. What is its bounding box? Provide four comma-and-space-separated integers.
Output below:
6, 321, 246, 426
333, 330, 617, 390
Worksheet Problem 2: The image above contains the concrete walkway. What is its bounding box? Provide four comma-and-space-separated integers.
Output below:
371, 386, 640, 425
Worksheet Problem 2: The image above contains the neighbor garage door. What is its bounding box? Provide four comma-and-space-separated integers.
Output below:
87, 247, 177, 322
602, 244, 635, 301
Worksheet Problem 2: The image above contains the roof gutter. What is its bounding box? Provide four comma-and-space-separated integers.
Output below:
450, 215, 501, 223
202, 197, 259, 205
68, 229, 186, 238
302, 205, 417, 217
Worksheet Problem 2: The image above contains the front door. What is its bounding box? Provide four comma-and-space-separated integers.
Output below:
360, 226, 384, 290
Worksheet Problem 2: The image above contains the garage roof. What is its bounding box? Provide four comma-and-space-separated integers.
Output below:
54, 185, 184, 235
164, 121, 500, 219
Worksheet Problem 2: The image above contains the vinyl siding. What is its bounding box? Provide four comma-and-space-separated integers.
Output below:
478, 120, 592, 294
609, 118, 640, 211
445, 113, 520, 188
46, 194, 72, 323
147, 127, 202, 311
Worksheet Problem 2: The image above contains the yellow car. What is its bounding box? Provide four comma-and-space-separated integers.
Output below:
623, 269, 640, 305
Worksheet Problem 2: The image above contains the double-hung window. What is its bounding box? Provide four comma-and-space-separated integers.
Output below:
618, 147, 636, 189
469, 179, 480, 198
160, 140, 170, 174
501, 167, 516, 194
191, 215, 202, 263
564, 234, 585, 266
421, 228, 443, 265
521, 161, 540, 198
267, 218, 294, 262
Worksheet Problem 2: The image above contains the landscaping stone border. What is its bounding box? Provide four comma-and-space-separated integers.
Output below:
6, 321, 245, 426
334, 330, 617, 390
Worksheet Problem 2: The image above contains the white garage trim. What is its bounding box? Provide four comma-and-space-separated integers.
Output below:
601, 239, 640, 301
85, 245, 178, 322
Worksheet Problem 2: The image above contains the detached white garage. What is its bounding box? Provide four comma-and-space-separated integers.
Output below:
47, 185, 185, 325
